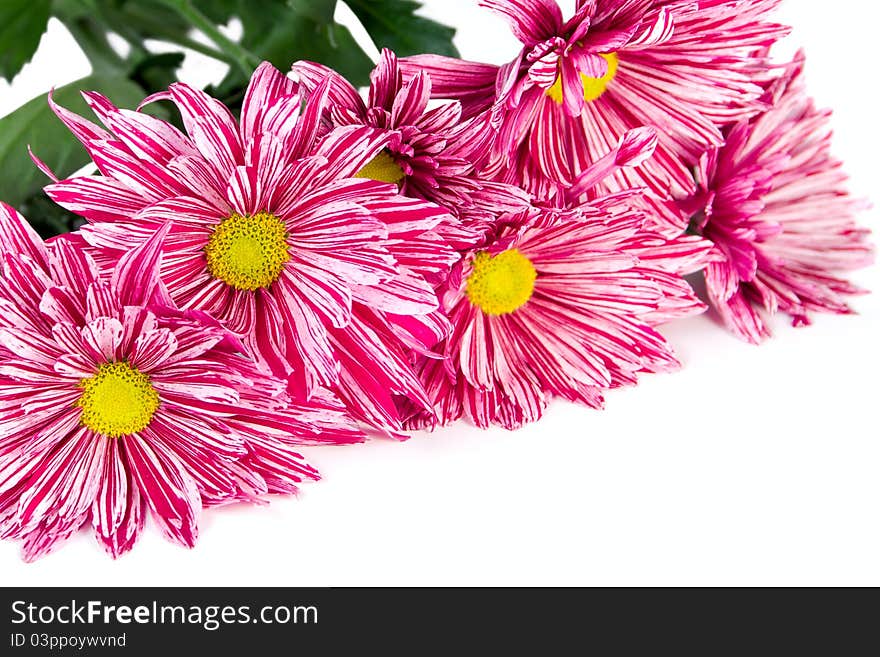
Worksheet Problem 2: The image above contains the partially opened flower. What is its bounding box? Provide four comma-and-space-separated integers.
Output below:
292, 48, 529, 241
403, 0, 788, 228
38, 62, 460, 436
687, 55, 873, 343
405, 176, 710, 430
0, 205, 360, 561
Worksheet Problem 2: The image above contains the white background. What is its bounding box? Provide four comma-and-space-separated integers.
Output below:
1, 0, 877, 586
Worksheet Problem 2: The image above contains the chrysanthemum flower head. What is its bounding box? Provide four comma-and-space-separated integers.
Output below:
403, 0, 789, 227
686, 54, 874, 343
292, 48, 530, 242
408, 207, 702, 429
0, 204, 360, 561
38, 62, 462, 437
405, 134, 711, 430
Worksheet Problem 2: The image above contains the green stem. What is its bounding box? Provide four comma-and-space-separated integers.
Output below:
160, 34, 235, 64
61, 17, 127, 75
97, 12, 150, 61
109, 5, 239, 67
157, 0, 260, 77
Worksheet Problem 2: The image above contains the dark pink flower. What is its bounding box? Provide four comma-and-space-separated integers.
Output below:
292, 48, 530, 243
403, 0, 788, 229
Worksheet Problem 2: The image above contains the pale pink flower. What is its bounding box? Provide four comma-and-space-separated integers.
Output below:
0, 204, 359, 561
687, 55, 874, 342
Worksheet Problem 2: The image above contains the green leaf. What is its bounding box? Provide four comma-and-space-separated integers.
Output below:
0, 0, 52, 81
18, 192, 85, 239
52, 0, 103, 21
191, 0, 240, 24
235, 0, 373, 87
108, 0, 193, 40
130, 51, 185, 96
288, 0, 337, 23
0, 75, 147, 209
345, 0, 458, 58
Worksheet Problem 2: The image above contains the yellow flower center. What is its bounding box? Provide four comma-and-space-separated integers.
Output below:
547, 52, 619, 104
205, 211, 290, 291
76, 361, 160, 437
354, 150, 405, 184
465, 249, 537, 316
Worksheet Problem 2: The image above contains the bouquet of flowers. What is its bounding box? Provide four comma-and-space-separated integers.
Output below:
0, 0, 871, 561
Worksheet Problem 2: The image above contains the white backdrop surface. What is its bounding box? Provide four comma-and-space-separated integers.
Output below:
1, 0, 877, 586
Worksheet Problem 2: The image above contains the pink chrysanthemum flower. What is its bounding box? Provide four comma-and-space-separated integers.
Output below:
405, 138, 711, 430
38, 62, 460, 436
292, 49, 529, 241
687, 55, 873, 343
0, 205, 360, 561
403, 0, 788, 227
408, 208, 705, 429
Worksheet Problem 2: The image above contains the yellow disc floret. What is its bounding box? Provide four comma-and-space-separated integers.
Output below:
547, 52, 619, 104
205, 211, 290, 291
465, 249, 537, 316
76, 361, 159, 437
354, 150, 406, 184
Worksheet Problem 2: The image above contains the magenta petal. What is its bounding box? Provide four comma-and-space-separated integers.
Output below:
293, 60, 366, 117
479, 0, 563, 45
391, 71, 431, 127
129, 328, 178, 372
240, 61, 300, 145
399, 54, 499, 119
82, 91, 198, 165
81, 317, 124, 361
166, 82, 244, 180
92, 440, 145, 559
17, 430, 104, 532
123, 435, 200, 548
20, 514, 89, 563
111, 223, 171, 307
0, 203, 48, 270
